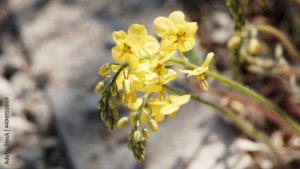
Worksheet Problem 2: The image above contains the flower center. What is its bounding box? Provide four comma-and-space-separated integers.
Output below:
175, 32, 186, 44
123, 43, 133, 55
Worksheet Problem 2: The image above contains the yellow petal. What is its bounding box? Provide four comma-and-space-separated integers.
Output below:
184, 22, 198, 37
161, 69, 177, 84
169, 11, 185, 25
149, 100, 169, 106
127, 54, 139, 70
128, 24, 147, 36
201, 52, 214, 70
113, 31, 127, 42
140, 36, 159, 56
153, 112, 165, 122
160, 37, 176, 53
170, 94, 191, 106
177, 37, 195, 52
128, 98, 143, 111
160, 104, 180, 115
154, 17, 176, 37
112, 44, 127, 63
143, 85, 163, 93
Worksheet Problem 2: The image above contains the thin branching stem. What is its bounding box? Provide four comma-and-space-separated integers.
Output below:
165, 85, 282, 165
169, 57, 300, 135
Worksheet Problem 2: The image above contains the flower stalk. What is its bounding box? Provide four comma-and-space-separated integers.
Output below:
256, 24, 300, 63
169, 57, 300, 135
165, 85, 283, 165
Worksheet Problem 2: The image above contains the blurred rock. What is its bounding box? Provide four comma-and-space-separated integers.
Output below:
0, 76, 15, 99
11, 72, 35, 96
23, 96, 52, 130
208, 11, 233, 44
10, 116, 36, 133
11, 98, 25, 116
18, 147, 45, 169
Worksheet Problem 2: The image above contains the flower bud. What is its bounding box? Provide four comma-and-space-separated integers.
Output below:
248, 38, 261, 55
112, 108, 119, 120
142, 128, 150, 138
108, 97, 116, 109
133, 130, 141, 142
117, 117, 129, 128
98, 63, 111, 76
97, 100, 104, 109
122, 79, 132, 94
111, 84, 118, 96
149, 119, 158, 132
94, 81, 104, 94
227, 36, 241, 50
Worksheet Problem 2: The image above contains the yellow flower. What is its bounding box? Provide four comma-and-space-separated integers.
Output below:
115, 66, 163, 95
154, 11, 198, 53
127, 94, 190, 124
147, 94, 191, 122
112, 24, 159, 70
143, 60, 177, 89
180, 52, 214, 90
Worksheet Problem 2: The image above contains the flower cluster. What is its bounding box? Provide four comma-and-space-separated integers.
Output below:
95, 11, 214, 161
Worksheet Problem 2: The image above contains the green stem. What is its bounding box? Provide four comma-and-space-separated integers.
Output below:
136, 93, 152, 121
169, 57, 300, 135
256, 25, 300, 63
165, 85, 282, 164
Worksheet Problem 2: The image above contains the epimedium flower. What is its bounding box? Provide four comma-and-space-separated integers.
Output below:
154, 11, 198, 54
112, 24, 159, 70
180, 52, 214, 90
143, 57, 178, 89
112, 63, 161, 106
146, 93, 191, 122
126, 93, 190, 125
96, 11, 215, 162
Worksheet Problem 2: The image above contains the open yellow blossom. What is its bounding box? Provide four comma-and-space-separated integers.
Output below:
112, 24, 159, 70
127, 94, 190, 124
143, 60, 177, 89
115, 65, 163, 95
147, 94, 191, 122
180, 52, 214, 90
154, 11, 198, 53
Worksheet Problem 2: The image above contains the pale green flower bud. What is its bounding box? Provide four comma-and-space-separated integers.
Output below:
142, 128, 150, 138
94, 81, 104, 94
117, 117, 129, 128
227, 36, 241, 50
98, 63, 111, 76
248, 38, 261, 55
122, 79, 132, 95
149, 119, 158, 132
133, 130, 141, 142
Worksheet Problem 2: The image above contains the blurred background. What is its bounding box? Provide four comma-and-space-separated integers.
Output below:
0, 0, 300, 169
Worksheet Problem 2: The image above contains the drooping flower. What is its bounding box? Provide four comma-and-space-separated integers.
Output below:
180, 52, 214, 90
147, 94, 191, 122
112, 24, 159, 70
154, 11, 198, 53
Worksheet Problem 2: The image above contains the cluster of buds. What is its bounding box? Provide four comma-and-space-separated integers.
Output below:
95, 11, 213, 161
227, 25, 262, 74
